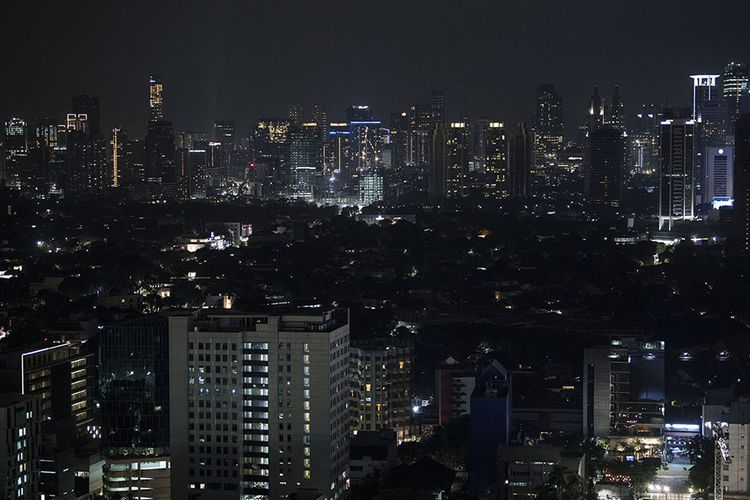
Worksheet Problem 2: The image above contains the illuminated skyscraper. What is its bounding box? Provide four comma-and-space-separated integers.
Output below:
587, 127, 625, 206
251, 118, 289, 193
705, 146, 733, 207
734, 114, 750, 253
288, 103, 304, 126
65, 96, 107, 194
348, 107, 381, 185
109, 127, 127, 188
532, 84, 564, 188
691, 75, 728, 201
587, 86, 606, 134
723, 62, 749, 136
483, 122, 509, 198
629, 105, 662, 175
509, 122, 531, 198
447, 121, 470, 198
149, 75, 164, 122
288, 122, 322, 198
409, 103, 433, 167
72, 93, 101, 135
607, 85, 625, 131
658, 111, 696, 230
430, 89, 445, 123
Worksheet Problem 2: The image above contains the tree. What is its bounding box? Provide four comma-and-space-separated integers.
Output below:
689, 438, 714, 493
538, 465, 597, 500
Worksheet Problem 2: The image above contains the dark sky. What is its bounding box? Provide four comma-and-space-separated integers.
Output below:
2, 0, 749, 138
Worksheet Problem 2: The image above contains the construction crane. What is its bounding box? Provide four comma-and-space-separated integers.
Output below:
713, 422, 731, 500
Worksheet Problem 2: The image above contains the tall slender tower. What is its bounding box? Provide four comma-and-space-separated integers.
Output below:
429, 122, 448, 198
723, 62, 749, 138
509, 122, 531, 198
734, 114, 750, 253
658, 110, 696, 231
607, 85, 625, 130
532, 84, 564, 189
149, 75, 164, 122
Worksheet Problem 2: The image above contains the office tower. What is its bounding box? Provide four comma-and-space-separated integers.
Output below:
100, 316, 171, 500
509, 122, 531, 198
724, 62, 749, 132
287, 122, 322, 198
214, 120, 236, 150
348, 112, 381, 186
409, 103, 434, 167
532, 84, 564, 188
734, 114, 750, 253
471, 118, 490, 172
168, 309, 350, 500
446, 121, 470, 198
4, 117, 28, 158
430, 89, 445, 123
251, 118, 290, 193
149, 75, 164, 122
607, 85, 625, 130
692, 75, 728, 200
72, 93, 101, 136
587, 127, 625, 206
429, 122, 448, 198
630, 105, 662, 175
177, 147, 208, 200
389, 112, 410, 172
310, 103, 328, 138
213, 120, 236, 182
326, 122, 350, 183
288, 104, 304, 127
0, 394, 40, 500
124, 137, 145, 187
144, 119, 176, 187
350, 338, 414, 443
587, 86, 606, 134
470, 360, 511, 496
483, 122, 509, 198
358, 173, 383, 206
435, 358, 476, 426
658, 111, 696, 230
705, 146, 734, 208
583, 339, 665, 446
109, 128, 126, 188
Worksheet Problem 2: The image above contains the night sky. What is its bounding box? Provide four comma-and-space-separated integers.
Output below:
2, 0, 749, 137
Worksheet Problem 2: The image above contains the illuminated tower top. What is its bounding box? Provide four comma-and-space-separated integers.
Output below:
149, 74, 164, 122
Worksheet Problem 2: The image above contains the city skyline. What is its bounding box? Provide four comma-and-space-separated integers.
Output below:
2, 0, 749, 137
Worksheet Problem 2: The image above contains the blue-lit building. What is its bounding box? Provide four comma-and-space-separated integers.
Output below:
470, 360, 511, 497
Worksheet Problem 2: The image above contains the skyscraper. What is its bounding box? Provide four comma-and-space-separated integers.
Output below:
288, 104, 304, 127
691, 74, 727, 200
168, 309, 350, 500
723, 62, 749, 131
607, 85, 625, 130
447, 121, 470, 198
430, 89, 445, 123
658, 111, 696, 231
288, 122, 322, 198
149, 75, 164, 122
509, 122, 531, 198
65, 99, 107, 194
587, 86, 606, 134
100, 316, 172, 500
483, 122, 509, 198
0, 394, 41, 500
72, 93, 101, 135
109, 127, 126, 188
532, 84, 564, 188
429, 122, 448, 198
588, 127, 625, 206
705, 146, 734, 207
734, 113, 750, 253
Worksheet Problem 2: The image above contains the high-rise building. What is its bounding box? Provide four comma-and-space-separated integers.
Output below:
310, 104, 328, 138
288, 122, 322, 198
109, 128, 126, 188
149, 75, 164, 122
724, 62, 749, 135
532, 84, 564, 188
587, 127, 625, 206
168, 309, 350, 500
72, 94, 101, 136
409, 103, 434, 167
509, 122, 531, 198
470, 360, 511, 497
358, 173, 383, 206
607, 85, 625, 130
348, 114, 381, 184
389, 112, 410, 172
350, 339, 414, 443
124, 137, 146, 187
430, 89, 445, 123
144, 120, 176, 188
288, 104, 304, 127
429, 122, 448, 198
583, 339, 665, 447
629, 105, 662, 175
447, 121, 470, 198
587, 86, 606, 134
734, 114, 750, 253
177, 147, 208, 200
705, 146, 734, 208
658, 111, 696, 230
0, 393, 40, 500
692, 75, 727, 200
100, 316, 172, 500
251, 118, 290, 193
483, 122, 509, 198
